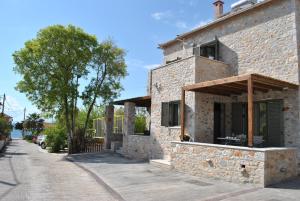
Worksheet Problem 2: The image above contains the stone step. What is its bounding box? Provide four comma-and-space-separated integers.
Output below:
150, 159, 172, 170
115, 147, 123, 155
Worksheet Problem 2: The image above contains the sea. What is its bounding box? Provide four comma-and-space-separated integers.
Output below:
11, 128, 23, 139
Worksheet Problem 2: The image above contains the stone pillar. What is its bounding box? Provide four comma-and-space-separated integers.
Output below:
104, 105, 114, 149
124, 102, 135, 136
123, 102, 135, 155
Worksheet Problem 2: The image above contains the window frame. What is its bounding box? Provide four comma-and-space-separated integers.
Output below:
161, 101, 181, 127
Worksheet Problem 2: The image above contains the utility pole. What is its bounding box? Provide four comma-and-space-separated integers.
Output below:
23, 107, 26, 121
1, 93, 5, 115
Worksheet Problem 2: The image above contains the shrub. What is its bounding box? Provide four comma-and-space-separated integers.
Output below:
23, 134, 33, 142
0, 117, 12, 139
44, 126, 67, 153
134, 115, 147, 134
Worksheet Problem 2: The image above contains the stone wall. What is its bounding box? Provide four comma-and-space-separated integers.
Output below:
122, 135, 150, 160
171, 141, 298, 187
265, 149, 298, 186
163, 0, 299, 84
150, 56, 196, 160
150, 56, 231, 160
194, 57, 232, 142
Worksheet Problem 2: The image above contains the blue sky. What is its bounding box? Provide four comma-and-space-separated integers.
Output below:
0, 0, 239, 122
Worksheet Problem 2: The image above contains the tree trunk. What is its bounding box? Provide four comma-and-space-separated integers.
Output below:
82, 65, 107, 137
64, 96, 73, 154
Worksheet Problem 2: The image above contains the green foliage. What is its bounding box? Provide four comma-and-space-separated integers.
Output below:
0, 116, 13, 137
15, 121, 24, 130
13, 25, 98, 114
23, 134, 33, 142
134, 114, 146, 134
76, 107, 105, 129
13, 24, 127, 153
45, 126, 67, 153
115, 107, 124, 116
23, 113, 44, 135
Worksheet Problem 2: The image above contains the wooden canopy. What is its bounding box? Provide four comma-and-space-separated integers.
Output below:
112, 96, 151, 107
181, 74, 298, 147
183, 74, 298, 95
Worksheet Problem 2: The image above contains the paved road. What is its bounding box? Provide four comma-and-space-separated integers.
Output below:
0, 140, 118, 201
1, 140, 300, 201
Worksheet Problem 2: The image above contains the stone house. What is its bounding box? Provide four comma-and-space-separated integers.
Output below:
104, 0, 300, 186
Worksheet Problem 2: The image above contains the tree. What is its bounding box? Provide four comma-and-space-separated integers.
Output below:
82, 40, 127, 136
23, 113, 44, 136
13, 25, 98, 153
14, 25, 127, 153
15, 121, 24, 130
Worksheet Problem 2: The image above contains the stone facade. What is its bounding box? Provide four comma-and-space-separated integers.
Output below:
150, 56, 196, 160
150, 0, 300, 162
163, 0, 299, 84
149, 56, 230, 159
171, 142, 298, 187
116, 0, 300, 182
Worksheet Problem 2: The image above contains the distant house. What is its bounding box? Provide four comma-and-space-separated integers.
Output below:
102, 0, 300, 187
2, 113, 13, 123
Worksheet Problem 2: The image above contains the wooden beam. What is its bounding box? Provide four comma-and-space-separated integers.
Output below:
252, 74, 298, 89
232, 82, 269, 92
184, 74, 250, 91
181, 88, 185, 141
194, 88, 232, 96
247, 76, 254, 147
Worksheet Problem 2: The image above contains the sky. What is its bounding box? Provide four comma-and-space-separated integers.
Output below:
0, 0, 243, 122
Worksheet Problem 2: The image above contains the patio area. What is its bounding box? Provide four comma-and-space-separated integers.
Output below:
181, 73, 299, 148
174, 73, 299, 186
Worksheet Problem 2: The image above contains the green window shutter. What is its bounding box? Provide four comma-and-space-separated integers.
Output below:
267, 100, 284, 147
161, 102, 169, 127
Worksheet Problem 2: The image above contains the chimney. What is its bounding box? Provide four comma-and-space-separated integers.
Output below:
213, 0, 224, 19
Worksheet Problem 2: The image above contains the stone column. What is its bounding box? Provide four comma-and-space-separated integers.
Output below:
123, 102, 135, 155
124, 102, 136, 136
104, 105, 114, 150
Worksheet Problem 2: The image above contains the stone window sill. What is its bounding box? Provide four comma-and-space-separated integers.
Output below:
168, 126, 181, 129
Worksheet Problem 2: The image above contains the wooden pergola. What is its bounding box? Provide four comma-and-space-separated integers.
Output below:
112, 96, 151, 107
181, 74, 298, 147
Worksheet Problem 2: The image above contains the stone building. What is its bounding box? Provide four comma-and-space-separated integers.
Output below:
104, 0, 300, 186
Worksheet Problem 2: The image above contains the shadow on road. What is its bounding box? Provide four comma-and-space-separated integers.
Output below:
267, 178, 300, 190
65, 152, 147, 165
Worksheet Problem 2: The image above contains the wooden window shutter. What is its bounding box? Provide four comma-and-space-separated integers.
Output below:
161, 102, 169, 127
267, 100, 284, 147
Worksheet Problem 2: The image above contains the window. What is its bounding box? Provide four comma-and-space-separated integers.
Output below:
161, 101, 180, 127
193, 38, 219, 60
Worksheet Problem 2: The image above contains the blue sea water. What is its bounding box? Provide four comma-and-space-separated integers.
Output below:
11, 128, 23, 139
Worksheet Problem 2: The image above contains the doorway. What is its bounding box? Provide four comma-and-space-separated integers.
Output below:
214, 103, 225, 143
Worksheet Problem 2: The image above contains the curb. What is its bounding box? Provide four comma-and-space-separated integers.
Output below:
65, 156, 126, 201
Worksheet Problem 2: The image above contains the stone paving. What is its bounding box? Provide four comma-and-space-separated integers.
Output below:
68, 152, 300, 201
1, 140, 300, 201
